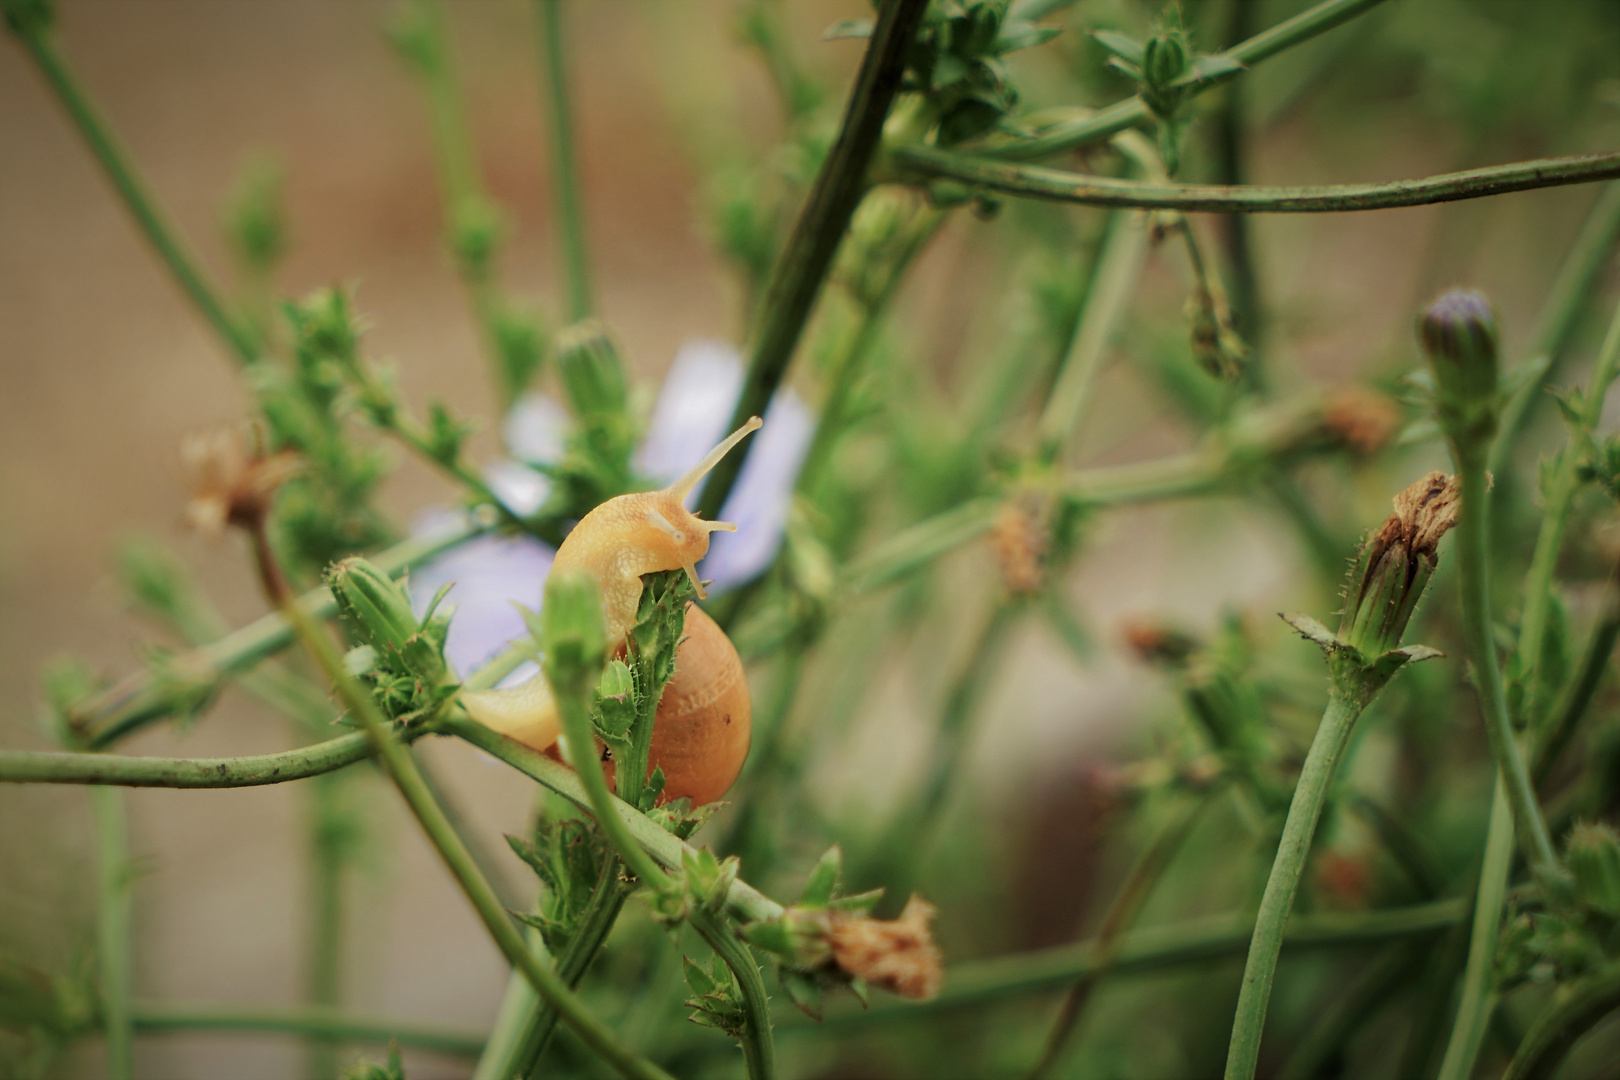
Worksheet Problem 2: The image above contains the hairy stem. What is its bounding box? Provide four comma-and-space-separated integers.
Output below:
91, 786, 134, 1080
0, 735, 380, 788
692, 910, 778, 1080
892, 146, 1620, 214
1225, 689, 1362, 1080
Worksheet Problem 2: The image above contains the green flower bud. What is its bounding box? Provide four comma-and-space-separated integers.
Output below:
223, 155, 287, 273
288, 288, 361, 368
327, 557, 421, 660
2, 0, 53, 35
541, 570, 608, 703
1339, 471, 1460, 659
449, 197, 504, 275
555, 320, 629, 424
1420, 289, 1500, 454
1143, 30, 1189, 92
1566, 822, 1620, 917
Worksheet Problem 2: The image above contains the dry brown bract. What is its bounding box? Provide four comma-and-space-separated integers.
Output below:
992, 495, 1049, 597
1386, 470, 1461, 561
827, 895, 944, 1000
181, 425, 301, 535
1322, 387, 1399, 456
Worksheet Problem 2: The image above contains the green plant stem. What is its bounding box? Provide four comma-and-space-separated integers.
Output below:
129, 1002, 486, 1057
305, 774, 347, 1080
1503, 965, 1620, 1080
277, 605, 674, 1080
794, 898, 1464, 1030
0, 735, 379, 788
892, 145, 1620, 214
1534, 557, 1620, 787
691, 910, 777, 1080
72, 514, 488, 747
537, 0, 592, 322
1493, 181, 1620, 476
1436, 780, 1515, 1080
696, 0, 930, 521
1518, 297, 1620, 725
1029, 789, 1209, 1079
980, 0, 1391, 162
90, 786, 134, 1080
9, 27, 261, 365
1224, 688, 1362, 1080
1455, 457, 1558, 870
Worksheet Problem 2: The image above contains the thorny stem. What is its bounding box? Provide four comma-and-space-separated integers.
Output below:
1517, 297, 1620, 727
980, 0, 1392, 162
1502, 964, 1620, 1080
1029, 789, 1209, 1079
697, 0, 930, 521
7, 26, 262, 366
277, 603, 675, 1080
1436, 782, 1517, 1080
1223, 689, 1363, 1080
691, 910, 778, 1080
128, 1002, 486, 1057
893, 146, 1620, 214
90, 787, 134, 1080
537, 0, 593, 322
70, 514, 489, 747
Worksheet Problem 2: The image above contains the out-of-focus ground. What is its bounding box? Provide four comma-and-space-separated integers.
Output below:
1, 2, 1616, 1078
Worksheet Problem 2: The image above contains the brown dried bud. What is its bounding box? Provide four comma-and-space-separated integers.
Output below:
992, 496, 1049, 597
1339, 471, 1459, 657
1322, 387, 1399, 456
1121, 618, 1199, 666
827, 896, 943, 1000
181, 425, 300, 535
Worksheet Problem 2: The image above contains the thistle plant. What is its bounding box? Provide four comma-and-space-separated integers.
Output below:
8, 0, 1620, 1078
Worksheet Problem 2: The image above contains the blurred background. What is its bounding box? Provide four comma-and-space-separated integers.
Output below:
2, 1, 1619, 1077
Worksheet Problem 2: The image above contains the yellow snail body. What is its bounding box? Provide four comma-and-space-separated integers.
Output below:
461, 416, 761, 805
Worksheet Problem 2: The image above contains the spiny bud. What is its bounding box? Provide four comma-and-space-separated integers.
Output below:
1566, 822, 1620, 917
1142, 29, 1189, 94
541, 570, 608, 703
1420, 289, 1500, 453
1339, 471, 1460, 659
327, 557, 422, 659
555, 320, 629, 424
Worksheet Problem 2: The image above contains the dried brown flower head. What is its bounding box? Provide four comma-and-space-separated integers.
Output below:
992, 496, 1049, 596
827, 896, 943, 1000
1339, 471, 1460, 657
1120, 617, 1199, 666
1384, 470, 1461, 562
1322, 387, 1399, 456
182, 425, 301, 535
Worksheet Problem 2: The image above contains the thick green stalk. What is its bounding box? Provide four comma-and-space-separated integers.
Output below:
0, 734, 378, 788
1435, 781, 1516, 1080
893, 145, 1620, 214
73, 514, 488, 747
537, 0, 593, 322
1517, 298, 1620, 725
1224, 688, 1362, 1080
982, 0, 1391, 162
697, 0, 930, 520
1455, 459, 1558, 870
278, 604, 675, 1080
130, 1002, 485, 1057
691, 911, 777, 1080
794, 899, 1464, 1030
91, 786, 134, 1080
9, 27, 261, 365
1502, 965, 1620, 1080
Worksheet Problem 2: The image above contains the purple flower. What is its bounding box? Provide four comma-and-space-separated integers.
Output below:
411, 341, 811, 680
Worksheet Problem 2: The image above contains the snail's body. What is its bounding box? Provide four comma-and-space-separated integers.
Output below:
461, 417, 761, 805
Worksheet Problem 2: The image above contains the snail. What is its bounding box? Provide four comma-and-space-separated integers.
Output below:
461, 416, 761, 806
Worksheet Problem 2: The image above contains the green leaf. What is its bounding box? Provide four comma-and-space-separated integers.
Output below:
800, 845, 842, 908
781, 968, 824, 1021
1279, 612, 1343, 653
1088, 29, 1144, 64
822, 18, 872, 40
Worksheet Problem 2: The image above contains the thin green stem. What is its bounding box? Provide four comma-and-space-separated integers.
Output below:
305, 774, 348, 1080
892, 145, 1620, 214
90, 786, 134, 1080
1534, 557, 1620, 787
129, 1002, 486, 1057
1455, 457, 1558, 870
10, 28, 261, 365
278, 605, 674, 1080
537, 0, 593, 322
793, 899, 1464, 1030
1436, 781, 1516, 1080
1224, 689, 1362, 1080
1518, 297, 1620, 725
691, 911, 778, 1080
0, 734, 378, 788
696, 0, 930, 521
1503, 964, 1620, 1080
71, 515, 487, 747
980, 0, 1391, 162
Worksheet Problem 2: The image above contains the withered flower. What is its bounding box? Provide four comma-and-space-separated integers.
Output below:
1321, 386, 1399, 457
992, 496, 1049, 597
827, 896, 943, 1001
1338, 470, 1460, 659
181, 425, 301, 535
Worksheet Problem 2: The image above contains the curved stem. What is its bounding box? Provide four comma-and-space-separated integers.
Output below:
537, 0, 593, 322
0, 734, 378, 788
1224, 688, 1362, 1080
1503, 965, 1620, 1080
91, 787, 134, 1080
892, 145, 1620, 214
1435, 781, 1515, 1080
10, 27, 261, 365
692, 911, 778, 1080
696, 0, 930, 521
129, 1002, 486, 1057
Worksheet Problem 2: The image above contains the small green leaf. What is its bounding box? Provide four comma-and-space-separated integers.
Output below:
822, 18, 872, 40
801, 845, 842, 908
1088, 29, 1144, 64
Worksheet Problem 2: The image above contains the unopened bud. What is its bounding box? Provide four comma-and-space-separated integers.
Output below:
327, 558, 420, 659
541, 571, 607, 702
1339, 471, 1460, 659
1420, 289, 1500, 452
1567, 822, 1620, 916
555, 320, 630, 424
2, 0, 53, 35
1143, 31, 1189, 93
